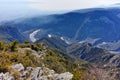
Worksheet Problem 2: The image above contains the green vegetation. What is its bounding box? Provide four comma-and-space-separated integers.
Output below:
8, 40, 18, 52
41, 50, 87, 80
0, 40, 89, 80
0, 41, 4, 50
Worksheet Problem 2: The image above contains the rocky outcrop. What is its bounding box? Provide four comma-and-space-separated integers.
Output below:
0, 63, 73, 80
29, 67, 73, 80
55, 72, 73, 80
18, 48, 47, 58
0, 72, 14, 80
11, 63, 24, 72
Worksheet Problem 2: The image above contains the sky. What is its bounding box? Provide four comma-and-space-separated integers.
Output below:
0, 0, 120, 21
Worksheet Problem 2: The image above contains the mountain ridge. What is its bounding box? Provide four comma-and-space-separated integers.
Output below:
0, 26, 26, 43
2, 7, 120, 43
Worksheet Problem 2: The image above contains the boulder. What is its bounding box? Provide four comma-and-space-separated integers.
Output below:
11, 63, 24, 72
43, 67, 55, 75
1, 63, 73, 80
38, 76, 48, 80
21, 71, 29, 79
55, 72, 73, 80
30, 67, 43, 79
0, 72, 14, 80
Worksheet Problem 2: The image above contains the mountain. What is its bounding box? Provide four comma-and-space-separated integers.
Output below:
37, 36, 120, 68
36, 35, 68, 52
0, 7, 120, 80
0, 40, 103, 80
97, 40, 120, 52
0, 26, 26, 43
2, 8, 120, 43
36, 37, 120, 80
67, 42, 120, 67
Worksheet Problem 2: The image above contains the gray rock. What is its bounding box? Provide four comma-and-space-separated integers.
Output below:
21, 71, 29, 79
55, 72, 73, 80
38, 76, 48, 80
0, 72, 14, 80
43, 67, 55, 75
26, 67, 33, 71
30, 67, 43, 79
11, 63, 24, 72
1, 63, 73, 80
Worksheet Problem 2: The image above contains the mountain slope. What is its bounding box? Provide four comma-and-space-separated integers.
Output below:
67, 42, 120, 67
67, 42, 120, 79
97, 41, 120, 52
0, 41, 101, 80
37, 37, 120, 68
36, 37, 120, 80
0, 26, 25, 42
36, 35, 68, 52
3, 8, 120, 43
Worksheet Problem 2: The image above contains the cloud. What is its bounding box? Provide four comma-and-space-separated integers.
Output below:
28, 0, 120, 11
0, 0, 120, 21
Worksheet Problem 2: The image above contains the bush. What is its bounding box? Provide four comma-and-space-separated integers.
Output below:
0, 41, 4, 51
0, 42, 88, 79
8, 40, 18, 52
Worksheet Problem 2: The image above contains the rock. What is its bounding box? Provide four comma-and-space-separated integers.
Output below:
11, 63, 24, 72
26, 67, 33, 71
38, 76, 48, 80
21, 71, 29, 79
43, 67, 55, 75
48, 74, 58, 79
29, 67, 73, 80
108, 55, 120, 67
0, 72, 14, 80
1, 63, 73, 80
30, 67, 43, 79
55, 72, 73, 80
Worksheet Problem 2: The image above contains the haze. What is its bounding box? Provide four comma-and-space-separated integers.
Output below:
0, 0, 120, 21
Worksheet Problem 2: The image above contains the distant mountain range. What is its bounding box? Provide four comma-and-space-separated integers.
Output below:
36, 35, 120, 79
2, 8, 120, 43
36, 35, 120, 67
0, 7, 120, 79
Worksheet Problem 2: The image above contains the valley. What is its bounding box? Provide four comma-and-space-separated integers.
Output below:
0, 7, 120, 80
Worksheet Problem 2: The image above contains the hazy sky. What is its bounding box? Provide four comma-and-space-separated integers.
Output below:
0, 0, 120, 21
29, 0, 120, 11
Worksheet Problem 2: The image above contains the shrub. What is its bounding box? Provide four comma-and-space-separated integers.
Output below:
8, 40, 18, 52
0, 41, 4, 51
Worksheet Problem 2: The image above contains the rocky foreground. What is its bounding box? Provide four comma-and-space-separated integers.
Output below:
0, 63, 73, 80
1, 41, 119, 80
0, 41, 86, 80
0, 41, 74, 80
